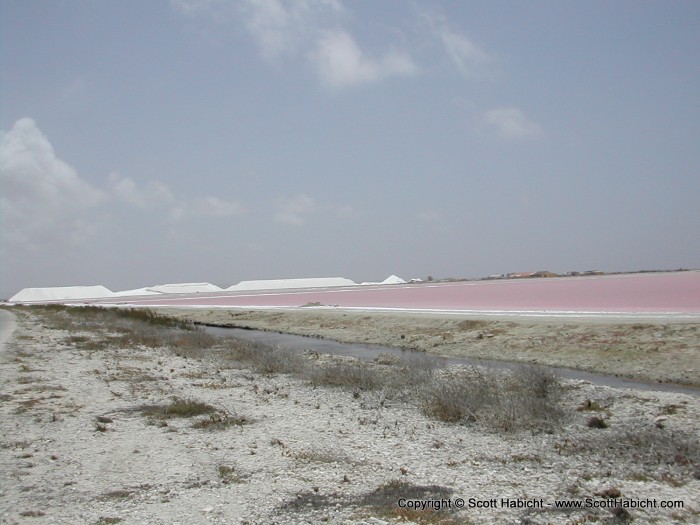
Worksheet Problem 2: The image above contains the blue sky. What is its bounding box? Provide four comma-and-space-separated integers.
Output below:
1, 0, 699, 296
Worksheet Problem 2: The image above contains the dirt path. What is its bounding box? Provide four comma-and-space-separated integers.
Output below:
156, 308, 700, 387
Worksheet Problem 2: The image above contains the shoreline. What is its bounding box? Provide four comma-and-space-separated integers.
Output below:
155, 307, 700, 388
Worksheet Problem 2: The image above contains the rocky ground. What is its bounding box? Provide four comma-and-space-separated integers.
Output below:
0, 307, 699, 525
157, 308, 700, 388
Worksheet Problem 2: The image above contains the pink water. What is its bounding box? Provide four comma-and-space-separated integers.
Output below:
96, 272, 700, 313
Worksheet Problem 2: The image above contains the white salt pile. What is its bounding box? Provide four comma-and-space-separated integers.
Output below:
9, 285, 116, 303
146, 283, 223, 294
380, 274, 407, 284
227, 277, 356, 292
112, 287, 163, 297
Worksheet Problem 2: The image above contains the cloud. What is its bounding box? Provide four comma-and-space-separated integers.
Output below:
481, 107, 543, 139
177, 0, 416, 89
238, 0, 343, 61
109, 172, 245, 219
0, 117, 248, 258
1, 118, 105, 252
311, 30, 417, 89
274, 193, 315, 225
109, 173, 175, 209
193, 196, 247, 217
239, 0, 294, 59
419, 9, 491, 77
171, 0, 230, 18
439, 29, 491, 76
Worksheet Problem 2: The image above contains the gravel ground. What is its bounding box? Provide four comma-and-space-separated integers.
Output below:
1, 308, 698, 525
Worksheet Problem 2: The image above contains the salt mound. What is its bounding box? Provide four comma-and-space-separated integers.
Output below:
227, 277, 356, 292
113, 287, 163, 297
147, 283, 223, 294
9, 285, 116, 303
381, 275, 407, 285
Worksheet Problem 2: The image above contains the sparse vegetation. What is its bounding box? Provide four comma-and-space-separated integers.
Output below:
139, 397, 218, 419
300, 301, 324, 307
577, 398, 608, 412
100, 489, 134, 500
421, 365, 563, 432
15, 304, 215, 352
358, 480, 464, 524
587, 415, 609, 429
192, 412, 252, 430
288, 446, 353, 465
134, 397, 251, 431
217, 464, 245, 484
305, 360, 385, 391
2, 303, 699, 524
556, 425, 700, 481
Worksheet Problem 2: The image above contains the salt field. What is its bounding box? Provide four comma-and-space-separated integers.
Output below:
12, 271, 697, 320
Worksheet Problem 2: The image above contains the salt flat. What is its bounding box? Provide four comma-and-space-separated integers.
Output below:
81, 272, 700, 320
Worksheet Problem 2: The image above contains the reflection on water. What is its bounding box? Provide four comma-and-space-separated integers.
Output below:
202, 325, 700, 397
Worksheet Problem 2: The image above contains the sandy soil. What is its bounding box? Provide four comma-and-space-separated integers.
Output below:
1, 308, 699, 525
155, 308, 700, 388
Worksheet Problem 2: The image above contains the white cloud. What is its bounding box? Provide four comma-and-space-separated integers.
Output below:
0, 117, 249, 256
482, 107, 543, 139
1, 118, 105, 252
109, 173, 175, 209
419, 9, 491, 77
439, 29, 491, 76
193, 196, 247, 217
109, 172, 245, 219
311, 30, 417, 89
171, 0, 230, 18
274, 193, 315, 225
240, 0, 293, 59
235, 0, 343, 60
176, 0, 416, 89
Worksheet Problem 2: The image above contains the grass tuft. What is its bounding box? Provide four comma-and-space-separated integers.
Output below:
139, 397, 217, 419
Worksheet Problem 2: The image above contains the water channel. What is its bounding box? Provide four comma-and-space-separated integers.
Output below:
202, 324, 700, 397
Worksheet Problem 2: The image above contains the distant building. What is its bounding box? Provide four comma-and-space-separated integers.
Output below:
507, 271, 559, 279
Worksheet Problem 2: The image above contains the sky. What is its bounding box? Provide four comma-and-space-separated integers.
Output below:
1, 0, 699, 297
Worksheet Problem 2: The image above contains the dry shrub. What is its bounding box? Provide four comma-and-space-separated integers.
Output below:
421, 365, 563, 432
305, 361, 384, 391
139, 397, 217, 419
21, 304, 216, 353
421, 370, 495, 423
223, 339, 305, 375
559, 425, 700, 481
192, 412, 252, 430
587, 416, 608, 429
359, 480, 460, 523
